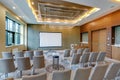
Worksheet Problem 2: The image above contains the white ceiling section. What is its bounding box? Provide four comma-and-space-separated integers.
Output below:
64, 0, 120, 26
0, 0, 120, 27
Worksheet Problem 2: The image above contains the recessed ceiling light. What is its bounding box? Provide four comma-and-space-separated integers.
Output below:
31, 2, 34, 5
16, 17, 20, 20
12, 6, 16, 9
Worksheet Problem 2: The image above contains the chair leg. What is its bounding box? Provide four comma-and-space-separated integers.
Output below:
83, 63, 85, 67
88, 62, 91, 66
0, 73, 8, 80
5, 73, 8, 79
31, 68, 35, 75
19, 71, 22, 78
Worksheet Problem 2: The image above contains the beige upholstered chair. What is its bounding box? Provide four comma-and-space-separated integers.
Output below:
2, 52, 13, 59
22, 73, 47, 80
76, 48, 84, 54
88, 52, 98, 66
14, 51, 24, 59
52, 69, 71, 80
64, 49, 70, 57
16, 57, 31, 77
32, 56, 45, 74
34, 50, 43, 56
96, 52, 106, 63
70, 49, 77, 56
82, 48, 89, 54
24, 51, 33, 60
71, 53, 82, 64
104, 63, 120, 80
79, 53, 90, 67
0, 58, 15, 78
116, 69, 120, 79
89, 64, 108, 80
73, 67, 92, 80
68, 53, 82, 69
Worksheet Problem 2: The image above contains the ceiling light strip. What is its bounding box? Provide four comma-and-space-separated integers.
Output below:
74, 8, 100, 23
27, 0, 39, 21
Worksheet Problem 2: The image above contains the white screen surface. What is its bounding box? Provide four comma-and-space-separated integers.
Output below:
40, 32, 62, 47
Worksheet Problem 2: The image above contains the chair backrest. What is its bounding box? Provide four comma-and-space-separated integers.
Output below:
88, 52, 98, 62
2, 52, 13, 59
22, 73, 47, 80
117, 69, 120, 77
71, 53, 82, 64
73, 67, 92, 80
104, 63, 120, 80
82, 48, 89, 54
80, 53, 90, 63
14, 51, 24, 58
16, 57, 31, 71
77, 48, 84, 54
97, 52, 106, 62
52, 69, 71, 80
33, 56, 45, 69
64, 49, 70, 57
70, 49, 77, 56
24, 51, 33, 60
0, 58, 15, 73
34, 50, 43, 56
89, 64, 108, 80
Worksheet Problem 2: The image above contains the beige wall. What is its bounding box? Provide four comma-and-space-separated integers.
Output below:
27, 24, 80, 50
0, 3, 27, 58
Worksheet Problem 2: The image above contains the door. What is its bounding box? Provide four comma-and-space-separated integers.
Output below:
92, 30, 99, 52
92, 29, 107, 52
99, 29, 106, 52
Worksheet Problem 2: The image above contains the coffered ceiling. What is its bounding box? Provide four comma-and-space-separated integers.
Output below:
0, 0, 120, 27
28, 0, 98, 24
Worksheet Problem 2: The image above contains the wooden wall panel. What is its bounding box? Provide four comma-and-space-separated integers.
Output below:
80, 9, 120, 58
106, 28, 112, 58
92, 30, 99, 52
91, 29, 106, 52
99, 29, 107, 52
111, 10, 120, 26
112, 46, 120, 60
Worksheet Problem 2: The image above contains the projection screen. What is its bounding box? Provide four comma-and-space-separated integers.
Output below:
39, 32, 62, 47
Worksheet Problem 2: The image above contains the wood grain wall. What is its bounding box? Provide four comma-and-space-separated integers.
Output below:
80, 9, 120, 58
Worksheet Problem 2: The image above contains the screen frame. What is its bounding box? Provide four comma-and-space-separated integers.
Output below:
39, 32, 62, 48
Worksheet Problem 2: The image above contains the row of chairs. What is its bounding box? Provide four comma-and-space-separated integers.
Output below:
64, 48, 89, 57
64, 49, 106, 67
20, 63, 120, 80
2, 50, 43, 60
0, 55, 45, 79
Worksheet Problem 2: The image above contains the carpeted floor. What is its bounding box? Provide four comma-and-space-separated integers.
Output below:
0, 57, 120, 80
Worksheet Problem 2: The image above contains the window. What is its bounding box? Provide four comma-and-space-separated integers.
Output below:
81, 32, 88, 43
6, 17, 22, 46
114, 26, 120, 44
